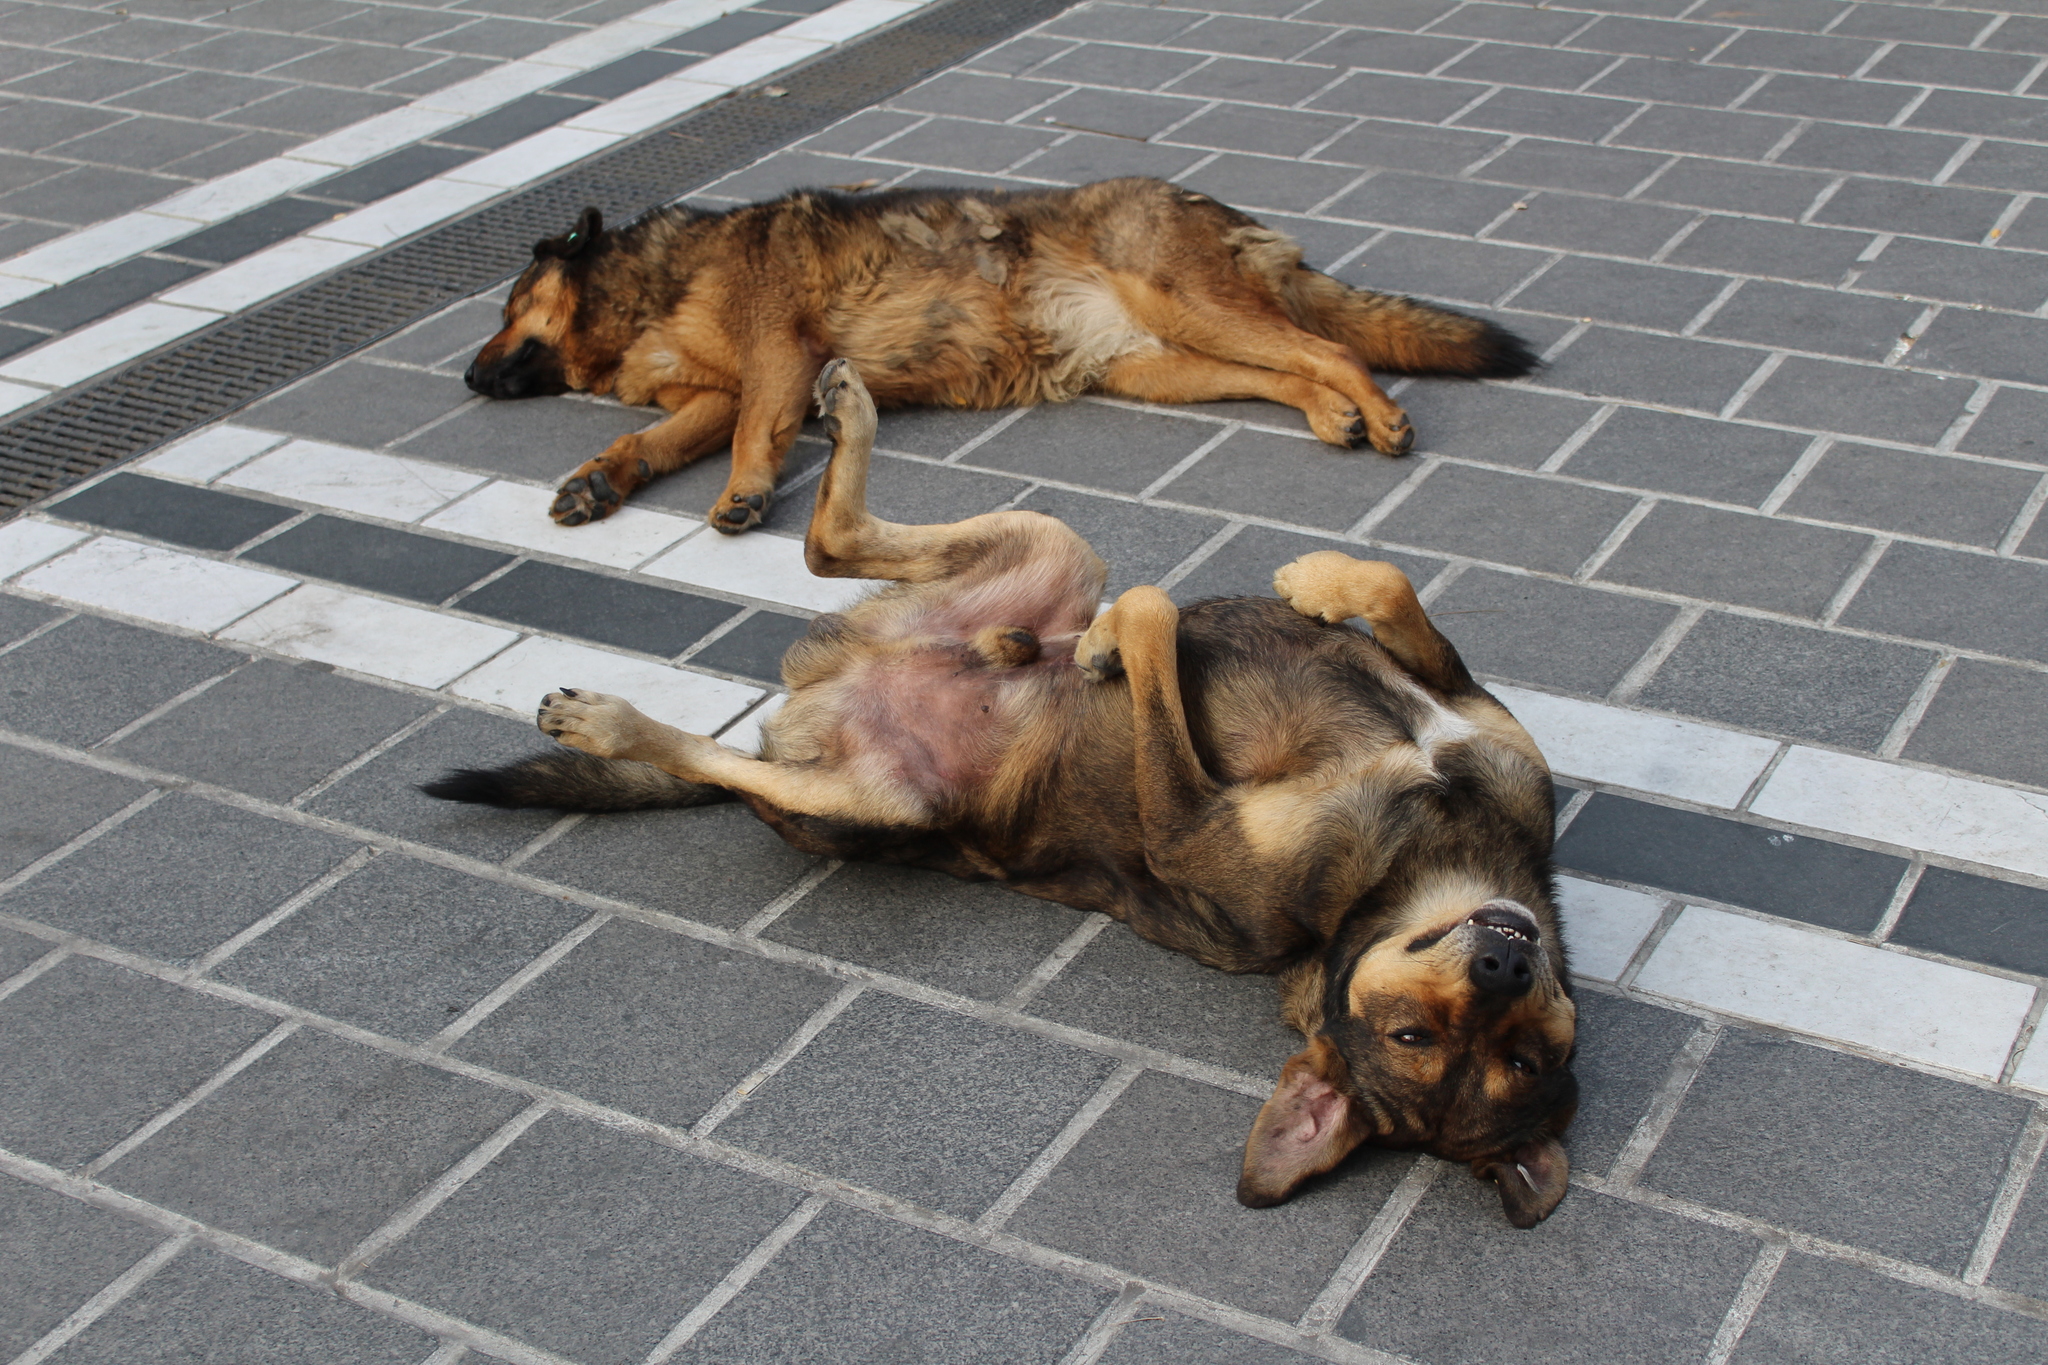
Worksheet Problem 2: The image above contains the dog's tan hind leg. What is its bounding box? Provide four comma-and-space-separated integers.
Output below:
1096, 350, 1369, 449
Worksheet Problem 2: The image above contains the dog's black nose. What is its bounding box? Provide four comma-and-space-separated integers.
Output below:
464, 362, 481, 392
1470, 929, 1534, 998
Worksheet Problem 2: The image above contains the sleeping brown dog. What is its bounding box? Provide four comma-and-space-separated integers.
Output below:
429, 361, 1577, 1226
463, 176, 1535, 532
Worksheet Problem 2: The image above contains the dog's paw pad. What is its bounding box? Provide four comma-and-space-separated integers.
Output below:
551, 471, 624, 526
710, 489, 771, 534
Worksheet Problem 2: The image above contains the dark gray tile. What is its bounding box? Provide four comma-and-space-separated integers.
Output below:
429, 16, 579, 59
1432, 569, 1678, 694
2006, 198, 2048, 252
1006, 486, 1217, 593
1328, 171, 1524, 235
0, 164, 187, 226
1317, 120, 1503, 176
1665, 215, 1873, 285
962, 35, 1074, 78
1396, 380, 1599, 470
1868, 42, 2041, 94
1907, 89, 2048, 141
695, 150, 899, 202
1298, 27, 1470, 74
1340, 1175, 1757, 1364
1293, 0, 1458, 27
44, 472, 294, 551
2, 792, 358, 963
1947, 138, 2048, 195
213, 852, 587, 1040
166, 195, 341, 265
1478, 139, 1669, 196
0, 1178, 162, 1359
1711, 29, 1879, 74
1169, 524, 1443, 605
1811, 177, 2015, 243
365, 1115, 801, 1365
1027, 920, 1300, 1076
1959, 385, 2048, 465
1902, 659, 2048, 789
1891, 863, 2048, 979
1375, 463, 1639, 575
438, 92, 587, 150
662, 6, 791, 52
1174, 14, 1338, 61
0, 614, 242, 746
522, 798, 820, 923
1176, 152, 1363, 214
0, 256, 204, 331
1039, 1, 1197, 44
1564, 991, 1699, 1179
1027, 86, 1206, 141
455, 560, 739, 658
1640, 157, 1832, 220
1431, 1, 1598, 43
1307, 70, 1494, 123
669, 1203, 1109, 1365
548, 46, 695, 99
1839, 542, 2048, 663
1164, 105, 1351, 159
106, 1028, 527, 1264
763, 862, 1086, 1000
110, 658, 433, 803
1781, 443, 2039, 548
0, 926, 53, 980
363, 297, 503, 369
1155, 425, 1413, 530
1546, 327, 1767, 411
1096, 1311, 1320, 1365
970, 401, 1216, 494
1779, 122, 1974, 181
1509, 256, 1730, 332
0, 320, 44, 360
1341, 230, 1552, 306
1617, 103, 1800, 161
1024, 132, 1209, 184
0, 744, 148, 878
1737, 356, 1978, 447
874, 117, 1057, 173
1453, 87, 1642, 143
1562, 407, 1811, 506
1568, 14, 1737, 58
51, 1245, 435, 1365
1641, 1029, 2031, 1273
686, 609, 810, 685
243, 361, 471, 446
1019, 35, 1204, 87
306, 707, 563, 860
1737, 1252, 2048, 1365
1442, 42, 1616, 91
306, 142, 475, 203
1012, 1071, 1404, 1319
1164, 54, 1343, 105
717, 991, 1119, 1215
0, 956, 276, 1167
1830, 5, 1988, 44
452, 917, 839, 1123
1555, 792, 1909, 931
240, 515, 511, 603
1591, 55, 1762, 108
1699, 280, 1924, 363
1599, 506, 1848, 624
1912, 309, 2048, 388
1854, 237, 2048, 312
394, 392, 651, 481
1488, 192, 1694, 258
0, 593, 59, 645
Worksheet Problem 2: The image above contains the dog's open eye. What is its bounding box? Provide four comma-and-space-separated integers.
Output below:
1390, 1029, 1432, 1046
1508, 1055, 1536, 1075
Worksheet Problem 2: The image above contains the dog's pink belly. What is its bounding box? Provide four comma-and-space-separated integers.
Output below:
838, 641, 1077, 801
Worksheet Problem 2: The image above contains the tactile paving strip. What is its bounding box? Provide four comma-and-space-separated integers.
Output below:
0, 0, 1064, 513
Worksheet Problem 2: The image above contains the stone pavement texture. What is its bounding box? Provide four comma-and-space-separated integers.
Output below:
4, 0, 2048, 1360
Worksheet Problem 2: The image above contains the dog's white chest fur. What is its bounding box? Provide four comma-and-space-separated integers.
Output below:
1022, 270, 1164, 396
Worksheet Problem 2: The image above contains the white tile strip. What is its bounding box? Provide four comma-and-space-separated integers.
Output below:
0, 380, 46, 419
307, 180, 504, 250
423, 481, 698, 569
137, 425, 288, 483
0, 520, 91, 580
2009, 1033, 2048, 1095
158, 238, 376, 315
221, 441, 488, 522
450, 635, 763, 733
1751, 747, 2048, 882
1554, 876, 1665, 984
443, 127, 627, 190
0, 304, 219, 389
1493, 685, 1782, 809
17, 538, 295, 633
1634, 906, 2036, 1080
221, 584, 518, 688
717, 692, 787, 752
644, 529, 882, 613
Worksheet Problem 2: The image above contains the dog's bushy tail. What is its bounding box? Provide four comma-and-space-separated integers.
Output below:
1280, 270, 1538, 379
420, 749, 732, 812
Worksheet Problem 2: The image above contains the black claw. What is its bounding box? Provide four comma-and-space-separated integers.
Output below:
588, 471, 616, 505
560, 687, 579, 697
562, 511, 589, 527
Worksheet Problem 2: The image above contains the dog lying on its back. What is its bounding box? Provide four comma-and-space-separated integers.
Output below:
430, 360, 1578, 1228
465, 177, 1536, 533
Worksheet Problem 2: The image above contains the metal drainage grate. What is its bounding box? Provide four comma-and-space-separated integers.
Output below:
0, 0, 1069, 514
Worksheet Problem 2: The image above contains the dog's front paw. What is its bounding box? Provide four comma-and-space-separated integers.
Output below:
537, 687, 657, 759
551, 465, 624, 525
1073, 612, 1124, 683
710, 484, 773, 533
1274, 550, 1364, 624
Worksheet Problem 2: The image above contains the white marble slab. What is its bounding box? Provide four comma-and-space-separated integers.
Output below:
2008, 1031, 2048, 1096
643, 529, 880, 613
422, 481, 697, 570
784, 0, 922, 45
149, 158, 335, 225
634, 0, 739, 27
446, 127, 623, 190
0, 276, 47, 309
290, 106, 471, 169
686, 33, 831, 87
221, 440, 486, 522
17, 537, 295, 632
0, 213, 195, 288
716, 692, 787, 754
309, 179, 503, 249
159, 237, 374, 314
222, 584, 517, 688
1751, 746, 2048, 882
415, 59, 565, 115
0, 520, 91, 581
0, 380, 45, 418
1634, 906, 2035, 1079
137, 425, 287, 483
1555, 876, 1665, 984
0, 304, 213, 388
1490, 686, 1781, 809
450, 635, 763, 735
563, 77, 729, 136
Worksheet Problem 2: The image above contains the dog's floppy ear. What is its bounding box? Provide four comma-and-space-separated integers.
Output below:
1471, 1134, 1569, 1229
533, 207, 604, 260
1237, 1035, 1371, 1208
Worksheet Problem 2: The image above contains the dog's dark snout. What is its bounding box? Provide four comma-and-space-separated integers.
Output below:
1470, 930, 1534, 998
464, 361, 480, 390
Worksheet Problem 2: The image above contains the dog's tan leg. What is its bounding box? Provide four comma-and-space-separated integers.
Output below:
1096, 351, 1369, 448
535, 688, 927, 824
1272, 551, 1468, 693
1125, 287, 1414, 455
711, 341, 817, 534
550, 386, 739, 526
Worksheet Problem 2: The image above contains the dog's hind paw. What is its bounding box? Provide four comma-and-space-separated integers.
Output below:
710, 486, 772, 533
814, 357, 877, 448
1074, 613, 1124, 684
1365, 410, 1415, 456
551, 467, 624, 525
